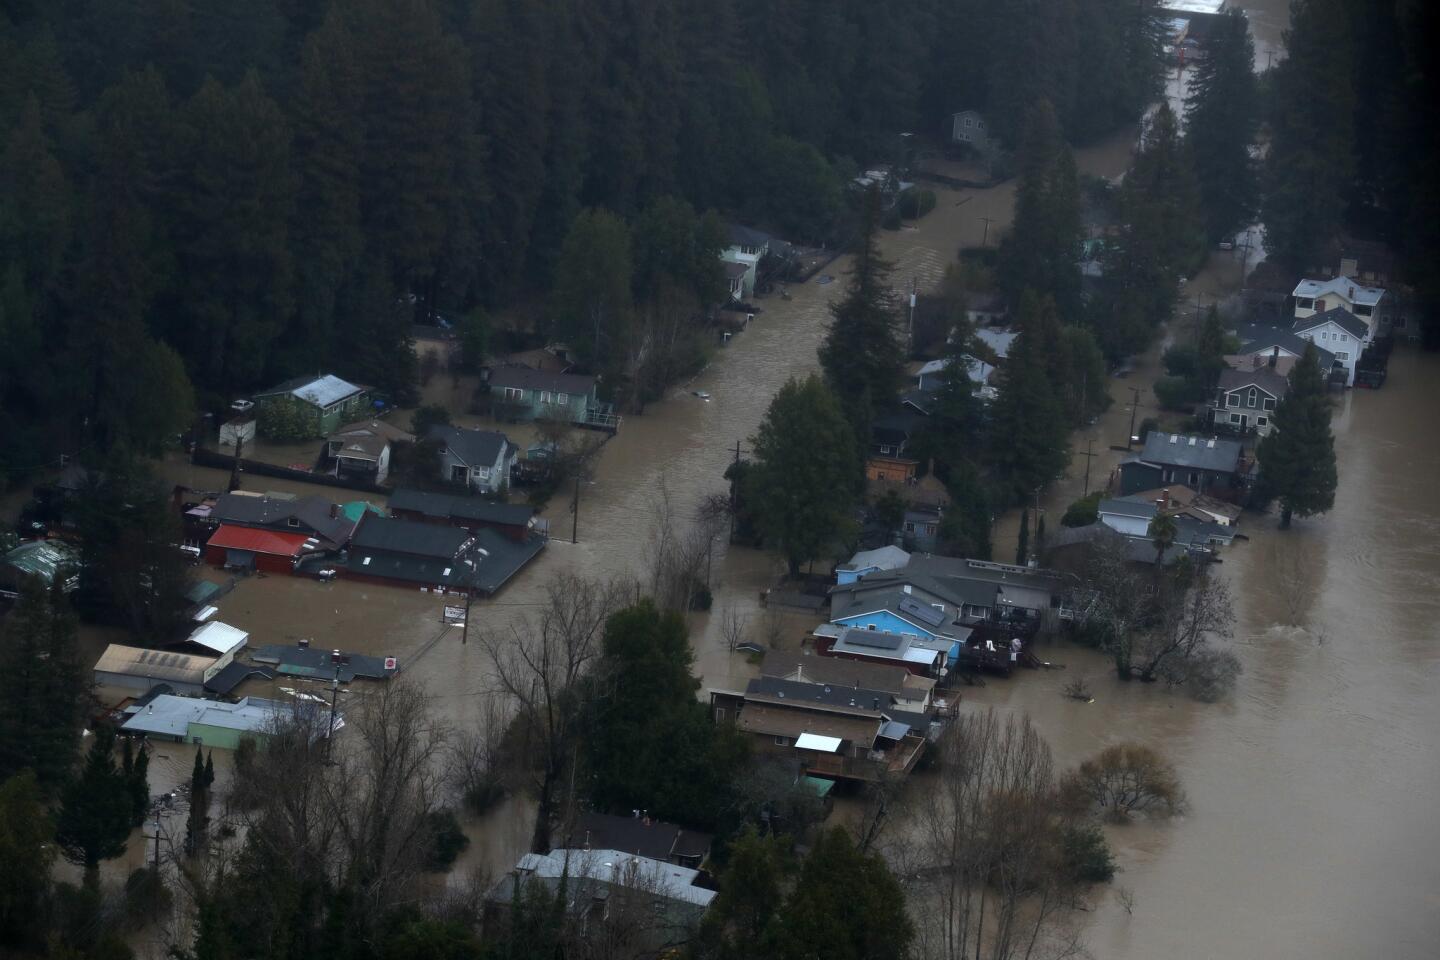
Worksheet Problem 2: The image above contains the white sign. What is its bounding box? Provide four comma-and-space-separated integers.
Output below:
384, 657, 398, 671
443, 604, 467, 624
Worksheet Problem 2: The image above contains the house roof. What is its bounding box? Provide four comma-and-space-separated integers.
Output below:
327, 420, 414, 461
727, 223, 772, 248
968, 291, 1007, 314
976, 327, 1018, 359
426, 424, 510, 468
834, 555, 1063, 615
722, 260, 750, 280
488, 366, 596, 396
94, 644, 215, 685
203, 662, 275, 696
565, 811, 712, 863
1217, 367, 1289, 399
1123, 485, 1243, 524
738, 702, 882, 745
1292, 275, 1385, 307
255, 374, 365, 408
1099, 498, 1159, 521
1292, 306, 1369, 340
184, 621, 248, 655
1233, 324, 1336, 368
250, 643, 398, 681
838, 545, 911, 573
122, 695, 298, 739
1136, 433, 1243, 473
916, 358, 949, 377
512, 849, 716, 908
350, 514, 470, 559
2, 539, 79, 583
206, 525, 315, 558
747, 676, 897, 716
388, 488, 534, 527
761, 651, 914, 699
211, 493, 355, 548
831, 627, 955, 665
329, 419, 414, 443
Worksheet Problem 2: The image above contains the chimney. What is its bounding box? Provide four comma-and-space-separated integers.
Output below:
298, 637, 310, 649
1269, 346, 1279, 369
872, 697, 880, 710
330, 502, 339, 519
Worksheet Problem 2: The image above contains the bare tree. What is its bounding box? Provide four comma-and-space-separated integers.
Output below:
903, 709, 1086, 960
479, 573, 626, 853
719, 604, 749, 654
448, 693, 511, 813
647, 477, 725, 613
1083, 537, 1157, 680
1059, 743, 1185, 822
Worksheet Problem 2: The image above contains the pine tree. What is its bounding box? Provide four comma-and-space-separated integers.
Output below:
550, 207, 634, 374
186, 743, 210, 854
747, 376, 858, 577
1016, 508, 1031, 565
1257, 344, 1337, 528
0, 576, 84, 792
1035, 511, 1047, 561
936, 464, 992, 561
1184, 8, 1258, 243
0, 771, 54, 948
819, 187, 905, 443
56, 726, 132, 876
999, 100, 1083, 319
1262, 0, 1357, 271
131, 743, 150, 827
204, 750, 215, 789
988, 295, 1068, 503
0, 96, 72, 293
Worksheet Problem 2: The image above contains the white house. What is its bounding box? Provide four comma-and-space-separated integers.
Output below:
1210, 367, 1287, 436
1292, 276, 1386, 337
1292, 307, 1370, 386
948, 109, 995, 153
719, 224, 770, 301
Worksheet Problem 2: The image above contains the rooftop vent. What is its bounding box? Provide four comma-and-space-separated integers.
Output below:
1207, 439, 1215, 448
1169, 434, 1178, 444
1189, 437, 1197, 446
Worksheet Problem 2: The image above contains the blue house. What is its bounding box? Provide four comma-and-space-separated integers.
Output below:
829, 589, 972, 666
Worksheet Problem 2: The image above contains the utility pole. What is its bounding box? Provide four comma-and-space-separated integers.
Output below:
1079, 438, 1098, 496
571, 474, 581, 544
908, 277, 917, 350
325, 650, 348, 762
1127, 386, 1141, 449
729, 440, 740, 543
978, 216, 996, 247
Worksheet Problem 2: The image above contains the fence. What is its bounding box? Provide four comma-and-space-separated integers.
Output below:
191, 447, 390, 496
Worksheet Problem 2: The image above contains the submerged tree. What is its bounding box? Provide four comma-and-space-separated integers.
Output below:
1257, 343, 1337, 528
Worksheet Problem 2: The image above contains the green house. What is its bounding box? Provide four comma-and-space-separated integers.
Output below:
253, 374, 370, 438
488, 367, 618, 430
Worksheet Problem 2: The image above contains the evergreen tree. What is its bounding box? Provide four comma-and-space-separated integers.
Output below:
550, 207, 634, 374
1257, 344, 1337, 528
1195, 305, 1229, 396
203, 750, 215, 789
819, 188, 905, 444
583, 601, 747, 826
988, 295, 1068, 504
746, 376, 858, 577
130, 743, 150, 828
999, 100, 1083, 319
1261, 0, 1357, 271
0, 96, 72, 293
0, 576, 84, 792
56, 726, 132, 876
936, 464, 992, 561
186, 743, 210, 854
1184, 8, 1258, 243
1035, 511, 1047, 561
767, 829, 913, 960
1016, 508, 1031, 565
0, 771, 54, 949
693, 825, 788, 960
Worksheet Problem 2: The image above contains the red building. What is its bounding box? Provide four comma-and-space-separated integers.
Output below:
204, 525, 315, 574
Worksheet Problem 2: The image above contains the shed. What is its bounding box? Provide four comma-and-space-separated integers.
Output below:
0, 539, 81, 599
181, 621, 248, 671
204, 524, 315, 573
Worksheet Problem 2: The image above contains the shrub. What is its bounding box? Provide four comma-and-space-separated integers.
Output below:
898, 189, 937, 219
1136, 417, 1160, 443
1153, 375, 1201, 411
424, 809, 470, 872
1161, 344, 1199, 379
410, 404, 452, 437
1061, 492, 1102, 527
1060, 822, 1116, 884
1060, 743, 1185, 822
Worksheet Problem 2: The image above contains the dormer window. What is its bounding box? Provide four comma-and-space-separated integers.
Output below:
1247, 388, 1257, 408
287, 517, 300, 527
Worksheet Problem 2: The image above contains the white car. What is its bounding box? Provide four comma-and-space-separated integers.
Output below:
693, 390, 711, 401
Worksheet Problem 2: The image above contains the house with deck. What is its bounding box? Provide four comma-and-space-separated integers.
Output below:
760, 650, 938, 713
1292, 307, 1371, 386
1210, 367, 1288, 437
710, 676, 930, 783
1227, 325, 1335, 380
1117, 432, 1245, 498
252, 374, 370, 438
324, 419, 414, 484
426, 425, 516, 495
488, 367, 617, 430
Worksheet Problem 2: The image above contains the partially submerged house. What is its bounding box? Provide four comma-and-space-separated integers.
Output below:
1228, 324, 1335, 380
121, 695, 316, 749
835, 545, 911, 584
711, 677, 929, 783
325, 419, 414, 485
1292, 307, 1371, 386
561, 811, 712, 870
252, 374, 369, 438
251, 641, 399, 682
94, 644, 219, 697
209, 491, 356, 552
0, 539, 80, 600
388, 488, 543, 544
177, 621, 249, 671
486, 848, 714, 954
760, 650, 937, 714
1117, 432, 1245, 498
1210, 367, 1288, 437
947, 109, 996, 156
426, 425, 516, 495
344, 512, 544, 596
488, 367, 617, 430
1291, 275, 1387, 336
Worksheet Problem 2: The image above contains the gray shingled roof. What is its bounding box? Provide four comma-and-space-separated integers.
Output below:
1292, 306, 1369, 340
211, 493, 355, 548
1137, 433, 1243, 473
388, 488, 533, 527
488, 366, 596, 396
351, 514, 469, 558
426, 424, 510, 467
1234, 324, 1336, 368
1217, 367, 1289, 399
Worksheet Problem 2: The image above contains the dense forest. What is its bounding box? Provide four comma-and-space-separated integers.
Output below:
0, 0, 1166, 489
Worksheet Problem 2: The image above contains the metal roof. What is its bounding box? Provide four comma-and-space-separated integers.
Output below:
211, 493, 355, 548
1098, 498, 1159, 521
351, 513, 470, 558
94, 644, 215, 684
515, 849, 716, 908
1, 539, 79, 583
185, 621, 249, 655
838, 545, 910, 573
256, 374, 365, 408
121, 694, 299, 739
207, 525, 315, 557
975, 327, 1018, 359
795, 732, 843, 752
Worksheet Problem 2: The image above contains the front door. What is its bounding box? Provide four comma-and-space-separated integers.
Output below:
450, 464, 467, 483
1238, 414, 1248, 429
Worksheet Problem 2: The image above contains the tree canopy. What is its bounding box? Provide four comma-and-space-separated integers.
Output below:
1257, 344, 1338, 528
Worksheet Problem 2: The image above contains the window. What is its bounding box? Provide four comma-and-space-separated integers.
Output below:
1247, 388, 1257, 408
1335, 352, 1348, 361
1257, 417, 1268, 427
1263, 398, 1276, 410
903, 521, 916, 533
1295, 297, 1313, 309
539, 391, 552, 403
964, 117, 974, 128
1226, 394, 1239, 407
504, 387, 523, 401
1315, 299, 1327, 311
774, 736, 790, 746
1354, 304, 1372, 316
362, 556, 371, 566
1340, 333, 1349, 342
1230, 413, 1242, 424
714, 707, 727, 723
287, 517, 300, 527
1189, 472, 1200, 486
556, 393, 568, 405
